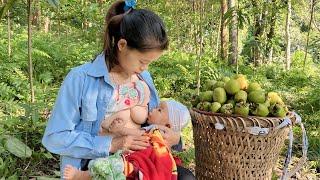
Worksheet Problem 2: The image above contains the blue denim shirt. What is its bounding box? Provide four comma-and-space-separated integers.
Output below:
41, 53, 160, 176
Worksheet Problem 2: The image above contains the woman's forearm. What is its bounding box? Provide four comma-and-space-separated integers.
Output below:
42, 130, 112, 159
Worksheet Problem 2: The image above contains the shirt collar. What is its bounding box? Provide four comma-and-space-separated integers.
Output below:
87, 53, 112, 84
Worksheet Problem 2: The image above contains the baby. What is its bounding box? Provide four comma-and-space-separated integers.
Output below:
63, 100, 191, 180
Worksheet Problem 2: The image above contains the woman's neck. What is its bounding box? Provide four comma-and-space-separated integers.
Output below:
110, 65, 129, 76
110, 65, 136, 84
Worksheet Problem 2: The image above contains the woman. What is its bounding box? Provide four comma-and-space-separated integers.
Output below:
42, 0, 195, 179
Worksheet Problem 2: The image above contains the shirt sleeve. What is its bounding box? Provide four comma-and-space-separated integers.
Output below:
42, 69, 112, 159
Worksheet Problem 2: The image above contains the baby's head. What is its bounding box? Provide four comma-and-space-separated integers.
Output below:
148, 100, 191, 132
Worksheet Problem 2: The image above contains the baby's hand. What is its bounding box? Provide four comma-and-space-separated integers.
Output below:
99, 127, 108, 136
108, 118, 127, 136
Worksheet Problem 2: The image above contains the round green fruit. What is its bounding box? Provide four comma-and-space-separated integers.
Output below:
220, 103, 234, 115
210, 102, 221, 113
221, 76, 231, 83
213, 81, 225, 89
199, 91, 213, 102
248, 90, 266, 103
234, 103, 249, 117
247, 82, 262, 93
203, 102, 211, 111
213, 87, 227, 104
253, 104, 269, 117
235, 90, 247, 102
224, 79, 241, 95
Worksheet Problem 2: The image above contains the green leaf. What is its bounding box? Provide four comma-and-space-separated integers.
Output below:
33, 48, 52, 59
0, 0, 18, 19
47, 0, 60, 8
43, 152, 54, 159
4, 135, 32, 158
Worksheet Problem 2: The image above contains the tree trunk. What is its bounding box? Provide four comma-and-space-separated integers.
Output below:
228, 0, 238, 65
252, 0, 267, 66
7, 10, 11, 60
285, 0, 291, 70
210, 4, 214, 53
44, 16, 50, 33
32, 0, 41, 29
266, 0, 277, 63
303, 0, 315, 69
28, 0, 35, 103
220, 0, 228, 61
196, 0, 204, 95
192, 0, 198, 54
216, 11, 222, 58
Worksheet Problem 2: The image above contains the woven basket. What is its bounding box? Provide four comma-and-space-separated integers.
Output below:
190, 108, 295, 180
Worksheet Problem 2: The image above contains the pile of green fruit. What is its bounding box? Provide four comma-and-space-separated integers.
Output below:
193, 74, 288, 117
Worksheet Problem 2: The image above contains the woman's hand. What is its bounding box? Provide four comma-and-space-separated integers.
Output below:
157, 125, 180, 147
109, 134, 150, 153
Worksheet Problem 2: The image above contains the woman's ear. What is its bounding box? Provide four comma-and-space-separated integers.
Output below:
117, 39, 127, 52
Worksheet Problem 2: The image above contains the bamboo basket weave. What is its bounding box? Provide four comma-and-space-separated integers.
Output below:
190, 108, 296, 180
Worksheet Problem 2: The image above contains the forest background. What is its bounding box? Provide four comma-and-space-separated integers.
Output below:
0, 0, 319, 179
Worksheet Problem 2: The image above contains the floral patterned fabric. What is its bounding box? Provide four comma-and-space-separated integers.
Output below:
106, 79, 147, 114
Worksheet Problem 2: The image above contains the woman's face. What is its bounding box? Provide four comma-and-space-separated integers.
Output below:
117, 39, 163, 75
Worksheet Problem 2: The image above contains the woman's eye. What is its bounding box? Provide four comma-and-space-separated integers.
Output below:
158, 109, 161, 112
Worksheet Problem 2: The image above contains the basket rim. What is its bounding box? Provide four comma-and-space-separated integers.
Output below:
190, 108, 290, 120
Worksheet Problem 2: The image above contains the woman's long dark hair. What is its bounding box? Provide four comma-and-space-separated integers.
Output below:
103, 0, 169, 70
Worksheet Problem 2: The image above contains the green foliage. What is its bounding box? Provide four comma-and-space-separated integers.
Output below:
309, 35, 320, 63
0, 0, 320, 177
0, 0, 19, 19
0, 103, 59, 178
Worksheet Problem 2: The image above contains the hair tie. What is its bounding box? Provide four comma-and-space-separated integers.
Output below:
124, 0, 137, 12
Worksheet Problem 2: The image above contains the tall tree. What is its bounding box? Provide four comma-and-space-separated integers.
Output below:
303, 0, 316, 69
228, 0, 238, 65
32, 0, 40, 28
220, 0, 228, 61
7, 9, 11, 60
285, 0, 292, 70
195, 0, 205, 95
28, 0, 35, 103
216, 12, 222, 58
44, 16, 50, 33
265, 0, 277, 63
252, 0, 268, 66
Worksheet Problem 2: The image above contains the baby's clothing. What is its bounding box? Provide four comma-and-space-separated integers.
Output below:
88, 151, 125, 180
88, 128, 178, 180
